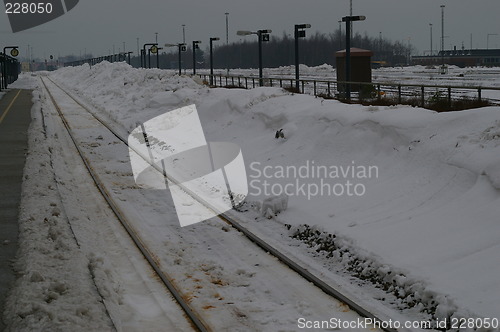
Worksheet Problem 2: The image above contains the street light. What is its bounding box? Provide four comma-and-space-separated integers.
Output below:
142, 43, 158, 68
294, 24, 311, 91
440, 5, 446, 73
237, 29, 272, 86
341, 15, 366, 101
176, 43, 187, 75
192, 40, 202, 75
225, 12, 229, 74
209, 37, 220, 85
429, 23, 433, 56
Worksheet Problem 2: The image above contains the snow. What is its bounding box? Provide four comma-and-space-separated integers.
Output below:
4, 63, 500, 330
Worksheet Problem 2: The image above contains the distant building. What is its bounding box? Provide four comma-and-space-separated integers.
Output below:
412, 48, 500, 67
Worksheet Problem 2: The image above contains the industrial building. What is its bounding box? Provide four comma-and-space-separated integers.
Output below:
412, 48, 500, 67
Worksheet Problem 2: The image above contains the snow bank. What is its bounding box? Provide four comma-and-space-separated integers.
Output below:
3, 87, 114, 331
48, 62, 500, 323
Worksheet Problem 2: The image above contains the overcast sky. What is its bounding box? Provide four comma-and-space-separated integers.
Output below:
1, 0, 500, 61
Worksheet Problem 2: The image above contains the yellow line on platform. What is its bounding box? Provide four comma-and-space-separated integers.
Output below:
0, 89, 22, 125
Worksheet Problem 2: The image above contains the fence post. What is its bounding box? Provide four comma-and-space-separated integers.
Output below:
301, 80, 305, 94
270, 78, 273, 87
421, 86, 425, 107
232, 77, 234, 86
252, 78, 255, 88
478, 87, 482, 102
313, 81, 317, 96
398, 85, 402, 104
245, 77, 248, 89
238, 76, 241, 87
280, 79, 283, 88
377, 84, 381, 101
328, 81, 331, 97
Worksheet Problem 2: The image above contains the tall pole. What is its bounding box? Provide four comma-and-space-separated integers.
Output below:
345, 19, 351, 101
349, 0, 353, 40
441, 5, 445, 68
225, 12, 229, 74
182, 25, 186, 43
429, 23, 433, 56
258, 30, 263, 87
193, 41, 196, 75
178, 44, 182, 75
295, 26, 299, 91
210, 38, 219, 86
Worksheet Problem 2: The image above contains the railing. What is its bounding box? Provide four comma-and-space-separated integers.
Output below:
0, 53, 20, 90
199, 74, 500, 109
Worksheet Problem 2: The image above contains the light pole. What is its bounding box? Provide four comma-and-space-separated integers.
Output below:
440, 5, 445, 72
487, 33, 498, 49
182, 25, 186, 43
342, 15, 366, 101
294, 24, 311, 91
176, 43, 187, 75
237, 29, 272, 86
225, 12, 229, 74
210, 37, 220, 85
142, 43, 158, 68
429, 23, 433, 56
192, 40, 201, 75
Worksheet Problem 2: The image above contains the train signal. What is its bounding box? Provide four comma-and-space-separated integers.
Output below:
10, 48, 19, 57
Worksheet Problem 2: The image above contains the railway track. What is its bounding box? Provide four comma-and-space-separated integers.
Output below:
40, 75, 403, 332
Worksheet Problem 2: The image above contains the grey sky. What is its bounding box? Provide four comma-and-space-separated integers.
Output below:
1, 0, 499, 61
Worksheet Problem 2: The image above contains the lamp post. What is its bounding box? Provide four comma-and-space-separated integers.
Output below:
237, 29, 272, 86
156, 47, 163, 69
192, 40, 202, 75
176, 43, 187, 75
294, 24, 311, 91
225, 12, 229, 74
341, 15, 366, 101
428, 23, 432, 56
210, 37, 220, 85
440, 5, 445, 72
142, 43, 158, 68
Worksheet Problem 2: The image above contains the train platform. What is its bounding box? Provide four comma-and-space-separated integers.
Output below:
0, 89, 32, 329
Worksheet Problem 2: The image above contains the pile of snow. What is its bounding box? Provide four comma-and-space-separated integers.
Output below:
260, 194, 289, 218
47, 62, 500, 323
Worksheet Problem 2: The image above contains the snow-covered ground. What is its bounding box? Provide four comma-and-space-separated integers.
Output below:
4, 63, 500, 331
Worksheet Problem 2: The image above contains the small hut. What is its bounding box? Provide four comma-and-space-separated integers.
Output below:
336, 48, 373, 92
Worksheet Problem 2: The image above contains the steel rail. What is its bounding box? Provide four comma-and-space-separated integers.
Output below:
40, 77, 210, 332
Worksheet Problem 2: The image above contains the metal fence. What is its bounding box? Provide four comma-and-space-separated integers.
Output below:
199, 74, 500, 109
